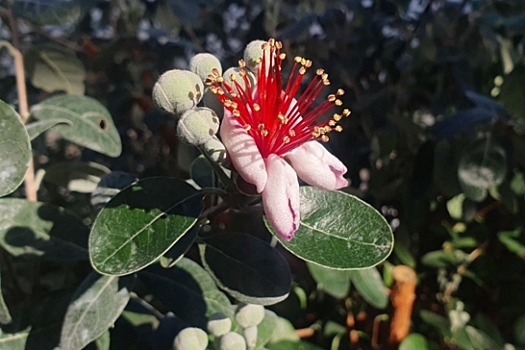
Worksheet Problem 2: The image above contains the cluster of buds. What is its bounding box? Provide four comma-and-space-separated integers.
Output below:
173, 304, 266, 350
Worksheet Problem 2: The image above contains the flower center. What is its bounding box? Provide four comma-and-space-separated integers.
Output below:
206, 38, 350, 158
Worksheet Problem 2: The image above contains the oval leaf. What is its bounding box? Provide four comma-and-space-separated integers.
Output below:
255, 310, 278, 350
25, 45, 86, 95
89, 177, 203, 276
307, 262, 350, 299
30, 95, 121, 157
0, 329, 30, 349
139, 258, 233, 328
90, 171, 138, 212
60, 273, 133, 350
349, 267, 389, 309
0, 266, 12, 325
399, 333, 429, 350
0, 198, 88, 260
266, 187, 393, 269
26, 118, 72, 140
0, 100, 31, 197
200, 233, 291, 305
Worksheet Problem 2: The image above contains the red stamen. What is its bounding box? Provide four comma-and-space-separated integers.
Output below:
206, 39, 350, 158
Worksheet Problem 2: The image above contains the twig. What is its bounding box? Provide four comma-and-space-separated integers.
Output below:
3, 10, 37, 202
388, 265, 417, 348
295, 327, 315, 338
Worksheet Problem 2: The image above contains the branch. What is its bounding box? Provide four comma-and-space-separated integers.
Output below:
388, 265, 417, 348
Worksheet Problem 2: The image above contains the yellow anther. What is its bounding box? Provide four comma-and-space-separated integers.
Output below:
299, 67, 307, 75
335, 99, 343, 106
261, 129, 269, 137
253, 103, 261, 112
276, 41, 283, 49
212, 68, 220, 75
233, 110, 241, 117
283, 136, 290, 143
231, 102, 238, 109
217, 89, 225, 95
328, 120, 337, 126
238, 59, 246, 68
217, 77, 224, 83
321, 135, 329, 142
323, 79, 330, 86
268, 38, 275, 46
305, 60, 312, 68
279, 53, 286, 60
289, 129, 296, 137
335, 125, 343, 132
224, 100, 232, 107
337, 88, 345, 95
301, 58, 307, 66
316, 69, 324, 75
322, 73, 328, 80
258, 123, 265, 130
328, 94, 336, 102
333, 113, 342, 121
244, 124, 251, 131
230, 92, 238, 98
229, 74, 236, 81
342, 109, 351, 117
295, 56, 302, 63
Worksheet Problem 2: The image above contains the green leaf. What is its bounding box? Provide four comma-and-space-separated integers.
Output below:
12, 0, 90, 26
0, 265, 12, 325
89, 177, 203, 275
254, 310, 278, 350
269, 317, 300, 343
0, 100, 31, 197
420, 310, 451, 338
472, 313, 504, 347
0, 329, 30, 349
90, 171, 137, 212
191, 155, 215, 189
200, 233, 291, 305
498, 229, 525, 256
349, 267, 389, 309
0, 198, 88, 260
160, 227, 198, 268
42, 161, 110, 193
266, 187, 393, 269
94, 331, 110, 350
307, 262, 350, 299
30, 95, 121, 157
25, 45, 86, 95
139, 258, 233, 328
446, 194, 466, 221
26, 118, 72, 140
60, 273, 133, 350
399, 333, 429, 350
500, 65, 525, 120
421, 250, 468, 268
452, 326, 503, 350
511, 172, 525, 195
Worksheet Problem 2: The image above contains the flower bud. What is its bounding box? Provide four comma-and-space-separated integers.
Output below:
177, 107, 220, 146
190, 53, 222, 83
203, 137, 227, 163
220, 332, 246, 350
207, 313, 232, 337
203, 87, 224, 119
243, 326, 258, 349
173, 327, 208, 350
153, 69, 204, 115
222, 67, 256, 95
243, 40, 266, 72
234, 304, 265, 328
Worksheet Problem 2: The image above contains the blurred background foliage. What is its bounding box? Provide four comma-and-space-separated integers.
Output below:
2, 0, 525, 349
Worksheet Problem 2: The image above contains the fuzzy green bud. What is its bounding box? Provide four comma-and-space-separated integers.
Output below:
235, 304, 265, 328
173, 327, 208, 350
243, 40, 266, 72
243, 326, 258, 349
153, 69, 204, 115
177, 107, 220, 146
190, 53, 222, 83
220, 332, 246, 350
203, 87, 224, 119
222, 67, 256, 94
207, 313, 232, 337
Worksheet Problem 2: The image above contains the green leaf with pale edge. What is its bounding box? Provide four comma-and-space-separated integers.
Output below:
199, 233, 291, 305
60, 273, 133, 350
266, 187, 393, 269
0, 265, 12, 325
26, 118, 72, 140
89, 177, 203, 275
349, 267, 389, 309
25, 45, 86, 95
31, 95, 121, 157
254, 310, 278, 350
0, 328, 29, 349
0, 100, 31, 197
94, 331, 110, 350
268, 340, 324, 350
0, 198, 88, 260
139, 258, 233, 328
13, 0, 87, 26
43, 161, 110, 194
453, 326, 503, 350
399, 334, 429, 350
307, 262, 350, 299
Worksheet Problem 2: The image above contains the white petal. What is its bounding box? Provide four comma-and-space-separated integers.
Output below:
262, 155, 300, 241
220, 110, 267, 192
286, 141, 348, 190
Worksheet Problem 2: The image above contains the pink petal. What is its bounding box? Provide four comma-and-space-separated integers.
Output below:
262, 154, 300, 241
220, 110, 267, 193
286, 141, 348, 191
